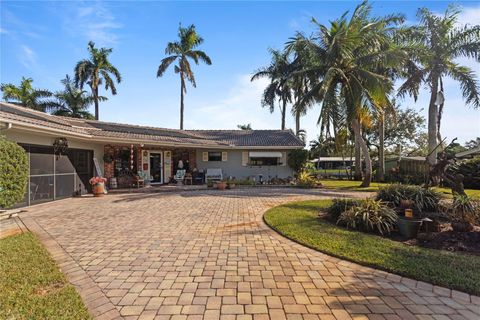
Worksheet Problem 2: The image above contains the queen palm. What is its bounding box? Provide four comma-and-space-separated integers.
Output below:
295, 1, 405, 186
398, 6, 480, 166
52, 75, 101, 119
74, 41, 121, 120
1, 77, 56, 111
157, 24, 212, 130
251, 49, 293, 130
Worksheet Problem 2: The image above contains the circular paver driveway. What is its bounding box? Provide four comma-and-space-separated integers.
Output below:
23, 188, 478, 320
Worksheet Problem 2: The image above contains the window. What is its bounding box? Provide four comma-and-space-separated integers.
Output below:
208, 152, 222, 162
249, 157, 278, 166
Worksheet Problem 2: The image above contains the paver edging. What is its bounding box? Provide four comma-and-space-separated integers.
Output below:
20, 216, 123, 320
261, 202, 479, 304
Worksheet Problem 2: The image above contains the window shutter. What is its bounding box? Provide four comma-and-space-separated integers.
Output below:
221, 152, 228, 162
242, 151, 249, 166
202, 152, 208, 162
280, 152, 287, 166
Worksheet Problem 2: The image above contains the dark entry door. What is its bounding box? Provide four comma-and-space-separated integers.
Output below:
150, 153, 163, 183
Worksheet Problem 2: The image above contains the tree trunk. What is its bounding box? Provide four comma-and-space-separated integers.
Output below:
281, 99, 286, 130
352, 119, 372, 187
378, 111, 385, 181
427, 76, 439, 166
353, 125, 362, 181
180, 75, 185, 130
437, 77, 444, 145
94, 86, 99, 120
295, 112, 300, 135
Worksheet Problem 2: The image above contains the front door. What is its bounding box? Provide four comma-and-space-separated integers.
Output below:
149, 152, 163, 183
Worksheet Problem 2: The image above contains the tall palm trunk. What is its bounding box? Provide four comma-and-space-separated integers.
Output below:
180, 73, 185, 130
378, 111, 385, 181
281, 99, 286, 130
93, 85, 99, 120
354, 128, 362, 181
295, 112, 300, 135
427, 75, 439, 166
352, 118, 372, 187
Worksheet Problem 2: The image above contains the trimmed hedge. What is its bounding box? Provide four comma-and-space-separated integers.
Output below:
0, 136, 28, 209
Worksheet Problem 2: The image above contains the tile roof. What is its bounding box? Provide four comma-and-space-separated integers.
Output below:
0, 102, 304, 148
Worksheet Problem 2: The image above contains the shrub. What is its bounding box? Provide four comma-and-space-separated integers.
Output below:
287, 149, 309, 175
441, 195, 480, 225
337, 198, 398, 235
0, 136, 28, 209
296, 171, 320, 188
327, 198, 363, 222
376, 184, 441, 213
448, 157, 480, 189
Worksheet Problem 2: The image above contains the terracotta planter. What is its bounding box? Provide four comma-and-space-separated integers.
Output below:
92, 182, 105, 197
216, 182, 227, 190
399, 199, 414, 209
397, 216, 422, 239
451, 221, 474, 232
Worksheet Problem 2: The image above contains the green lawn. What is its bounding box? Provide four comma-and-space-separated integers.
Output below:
0, 232, 91, 320
264, 199, 480, 296
320, 179, 480, 197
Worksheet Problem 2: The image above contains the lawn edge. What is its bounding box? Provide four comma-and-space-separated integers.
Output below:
20, 216, 121, 319
262, 202, 480, 302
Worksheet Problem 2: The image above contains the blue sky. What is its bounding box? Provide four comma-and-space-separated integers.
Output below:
1, 0, 479, 144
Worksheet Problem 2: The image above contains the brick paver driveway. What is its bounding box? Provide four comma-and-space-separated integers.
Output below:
21, 188, 479, 320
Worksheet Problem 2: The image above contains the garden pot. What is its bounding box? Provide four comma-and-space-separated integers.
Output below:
92, 182, 105, 197
400, 199, 414, 209
397, 216, 422, 239
227, 183, 236, 189
216, 182, 227, 190
451, 221, 474, 232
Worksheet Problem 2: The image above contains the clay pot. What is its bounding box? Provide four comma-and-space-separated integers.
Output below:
227, 183, 236, 189
92, 182, 105, 197
216, 182, 227, 190
400, 199, 414, 209
451, 221, 474, 232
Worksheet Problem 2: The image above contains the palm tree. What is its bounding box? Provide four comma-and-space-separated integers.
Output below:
398, 5, 480, 166
52, 75, 100, 119
1, 77, 56, 111
251, 49, 293, 130
157, 24, 212, 130
237, 123, 252, 130
74, 41, 121, 120
294, 1, 406, 186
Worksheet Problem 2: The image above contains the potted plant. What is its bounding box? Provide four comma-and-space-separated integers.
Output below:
397, 209, 423, 239
89, 177, 107, 197
216, 180, 227, 190
207, 179, 213, 188
227, 177, 236, 189
448, 195, 478, 232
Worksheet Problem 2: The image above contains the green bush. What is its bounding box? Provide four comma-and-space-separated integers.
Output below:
441, 195, 480, 224
337, 198, 398, 235
448, 157, 480, 189
287, 149, 309, 175
327, 198, 363, 222
376, 184, 441, 213
0, 136, 28, 209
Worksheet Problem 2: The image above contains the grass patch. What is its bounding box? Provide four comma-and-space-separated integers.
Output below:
320, 179, 480, 197
0, 232, 91, 320
264, 199, 480, 296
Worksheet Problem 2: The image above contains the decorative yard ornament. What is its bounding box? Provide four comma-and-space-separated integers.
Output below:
434, 91, 445, 106
53, 137, 68, 159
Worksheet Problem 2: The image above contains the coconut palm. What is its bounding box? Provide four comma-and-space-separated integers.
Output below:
74, 41, 121, 120
251, 49, 293, 130
294, 1, 406, 186
1, 77, 56, 111
398, 5, 480, 166
157, 24, 212, 130
52, 75, 101, 119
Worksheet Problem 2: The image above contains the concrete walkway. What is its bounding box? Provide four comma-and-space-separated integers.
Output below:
17, 188, 479, 320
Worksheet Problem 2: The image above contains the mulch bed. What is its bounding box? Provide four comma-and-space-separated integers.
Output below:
411, 226, 480, 255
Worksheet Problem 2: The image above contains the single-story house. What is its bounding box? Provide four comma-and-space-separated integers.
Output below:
0, 102, 303, 206
310, 156, 355, 170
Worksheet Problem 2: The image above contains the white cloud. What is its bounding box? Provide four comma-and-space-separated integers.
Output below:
63, 1, 122, 46
457, 5, 480, 27
19, 45, 38, 69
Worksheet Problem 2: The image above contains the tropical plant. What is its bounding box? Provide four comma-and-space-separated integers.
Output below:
157, 24, 212, 130
287, 149, 309, 174
296, 170, 320, 188
445, 195, 480, 225
337, 198, 398, 235
327, 198, 363, 222
52, 75, 98, 119
397, 5, 480, 167
251, 49, 293, 130
376, 183, 441, 213
292, 1, 406, 187
0, 136, 28, 209
74, 41, 121, 120
1, 77, 56, 112
237, 123, 252, 130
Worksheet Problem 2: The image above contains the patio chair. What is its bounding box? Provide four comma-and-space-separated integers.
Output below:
174, 169, 186, 183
